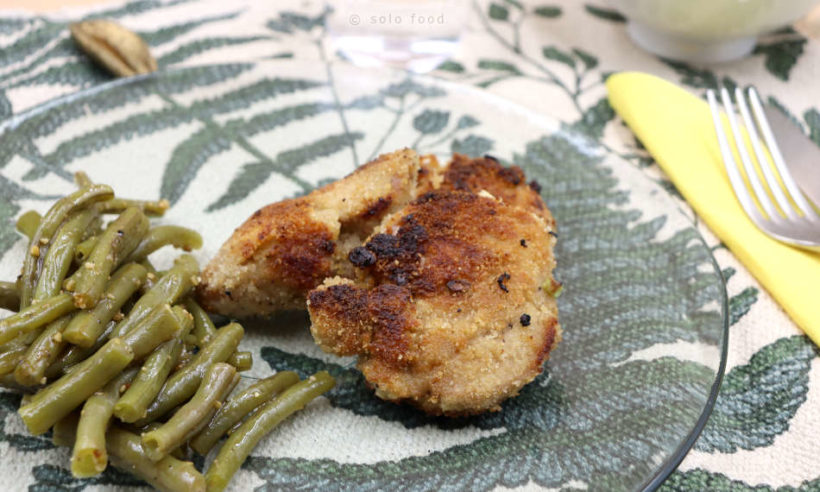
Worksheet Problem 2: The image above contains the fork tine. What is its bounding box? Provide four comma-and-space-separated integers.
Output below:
706, 90, 765, 224
734, 87, 798, 220
718, 88, 779, 220
747, 87, 820, 219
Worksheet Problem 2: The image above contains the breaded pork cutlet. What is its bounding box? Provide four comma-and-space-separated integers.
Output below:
308, 190, 560, 416
196, 149, 420, 317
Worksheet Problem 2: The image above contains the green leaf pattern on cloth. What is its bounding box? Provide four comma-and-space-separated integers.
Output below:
584, 4, 627, 23
533, 6, 562, 18
696, 336, 818, 454
0, 0, 818, 490
752, 29, 808, 82
661, 468, 820, 492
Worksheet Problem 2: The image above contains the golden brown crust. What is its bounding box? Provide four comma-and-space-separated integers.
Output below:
244, 199, 336, 291
438, 154, 555, 228
306, 278, 371, 355
308, 190, 561, 416
308, 278, 417, 368
197, 149, 420, 317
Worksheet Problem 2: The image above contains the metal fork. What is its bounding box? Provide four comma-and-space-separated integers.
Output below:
706, 86, 820, 252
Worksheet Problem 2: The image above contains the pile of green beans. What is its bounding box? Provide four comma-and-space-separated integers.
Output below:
0, 174, 336, 492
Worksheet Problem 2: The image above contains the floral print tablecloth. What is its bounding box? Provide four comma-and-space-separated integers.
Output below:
0, 0, 818, 490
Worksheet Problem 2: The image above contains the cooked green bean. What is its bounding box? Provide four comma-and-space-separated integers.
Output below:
52, 416, 203, 490
20, 184, 114, 308
0, 281, 19, 312
0, 293, 77, 346
107, 427, 205, 492
190, 371, 299, 455
83, 214, 103, 241
227, 351, 253, 372
138, 260, 159, 293
70, 208, 149, 309
110, 254, 198, 339
171, 305, 194, 335
74, 171, 92, 188
63, 263, 147, 348
16, 210, 42, 241
139, 258, 158, 275
0, 372, 36, 392
112, 305, 192, 424
19, 337, 134, 435
119, 304, 183, 361
45, 322, 113, 379
125, 226, 203, 262
137, 323, 243, 425
176, 345, 194, 369
71, 367, 138, 478
136, 422, 186, 460
114, 339, 182, 423
14, 315, 72, 386
34, 209, 97, 301
184, 298, 216, 347
52, 411, 80, 447
141, 363, 237, 461
98, 198, 170, 217
0, 343, 27, 376
204, 371, 336, 492
74, 235, 98, 263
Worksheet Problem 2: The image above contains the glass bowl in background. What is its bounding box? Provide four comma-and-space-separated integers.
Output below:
612, 0, 819, 63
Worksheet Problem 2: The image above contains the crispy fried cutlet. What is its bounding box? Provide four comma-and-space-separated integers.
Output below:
308, 190, 560, 416
196, 149, 420, 317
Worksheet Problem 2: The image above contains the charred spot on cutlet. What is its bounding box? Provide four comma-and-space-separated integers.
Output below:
520, 239, 527, 247
321, 240, 335, 254
415, 191, 443, 204
349, 247, 376, 267
529, 180, 542, 193
365, 233, 400, 258
446, 279, 470, 293
520, 313, 531, 326
497, 272, 510, 293
484, 154, 499, 162
549, 230, 558, 238
364, 217, 428, 288
366, 220, 427, 260
360, 197, 392, 219
498, 166, 522, 186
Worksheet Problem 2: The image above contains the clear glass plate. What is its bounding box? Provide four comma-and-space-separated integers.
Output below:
0, 61, 727, 492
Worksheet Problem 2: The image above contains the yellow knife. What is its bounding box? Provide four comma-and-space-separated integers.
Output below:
607, 72, 820, 345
